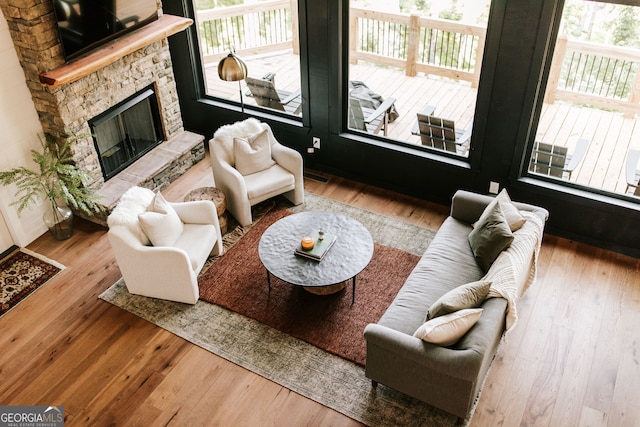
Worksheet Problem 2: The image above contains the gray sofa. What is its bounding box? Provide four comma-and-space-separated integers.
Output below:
364, 190, 548, 420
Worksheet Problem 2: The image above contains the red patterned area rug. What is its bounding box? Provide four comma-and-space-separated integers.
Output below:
0, 248, 65, 316
197, 208, 420, 366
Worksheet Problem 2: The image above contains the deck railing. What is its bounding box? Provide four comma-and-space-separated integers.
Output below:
349, 9, 486, 87
545, 36, 640, 117
196, 4, 640, 116
195, 0, 299, 64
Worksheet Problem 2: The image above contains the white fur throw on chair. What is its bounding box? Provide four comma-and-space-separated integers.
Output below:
212, 117, 265, 165
107, 186, 155, 245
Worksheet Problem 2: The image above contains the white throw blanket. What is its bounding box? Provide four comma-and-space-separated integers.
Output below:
213, 117, 264, 146
106, 186, 155, 245
485, 211, 545, 333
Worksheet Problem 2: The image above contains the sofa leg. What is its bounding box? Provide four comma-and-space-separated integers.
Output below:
456, 416, 464, 425
371, 380, 378, 388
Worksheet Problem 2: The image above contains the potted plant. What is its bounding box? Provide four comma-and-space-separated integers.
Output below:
0, 133, 104, 240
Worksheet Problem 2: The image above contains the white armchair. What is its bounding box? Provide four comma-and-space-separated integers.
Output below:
107, 186, 223, 304
209, 118, 304, 226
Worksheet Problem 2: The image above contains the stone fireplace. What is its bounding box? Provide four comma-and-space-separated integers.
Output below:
0, 1, 203, 225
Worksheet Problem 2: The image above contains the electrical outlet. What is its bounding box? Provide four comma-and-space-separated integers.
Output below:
312, 137, 321, 149
307, 147, 314, 153
489, 181, 500, 194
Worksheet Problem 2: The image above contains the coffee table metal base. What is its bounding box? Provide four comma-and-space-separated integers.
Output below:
303, 282, 346, 295
265, 270, 356, 303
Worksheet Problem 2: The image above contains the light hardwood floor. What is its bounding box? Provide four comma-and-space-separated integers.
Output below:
1, 153, 638, 426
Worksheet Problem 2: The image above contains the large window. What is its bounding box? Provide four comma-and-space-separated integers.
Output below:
193, 0, 302, 118
528, 0, 640, 198
347, 0, 490, 158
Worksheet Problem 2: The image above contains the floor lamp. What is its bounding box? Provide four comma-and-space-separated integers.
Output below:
218, 49, 248, 117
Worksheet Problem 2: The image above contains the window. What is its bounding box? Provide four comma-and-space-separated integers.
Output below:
347, 0, 491, 158
193, 0, 302, 118
528, 0, 640, 198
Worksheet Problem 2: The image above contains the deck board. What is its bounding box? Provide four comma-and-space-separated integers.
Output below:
204, 51, 639, 196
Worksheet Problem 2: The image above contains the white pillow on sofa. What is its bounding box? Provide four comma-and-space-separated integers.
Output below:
233, 129, 276, 175
138, 192, 184, 246
413, 308, 483, 346
426, 280, 491, 320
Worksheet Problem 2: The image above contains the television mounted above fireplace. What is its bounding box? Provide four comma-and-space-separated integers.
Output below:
52, 0, 159, 62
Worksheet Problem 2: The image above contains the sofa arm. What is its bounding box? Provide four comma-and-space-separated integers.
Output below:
450, 190, 494, 224
271, 142, 303, 177
171, 200, 218, 225
364, 323, 484, 381
171, 200, 223, 257
209, 154, 250, 224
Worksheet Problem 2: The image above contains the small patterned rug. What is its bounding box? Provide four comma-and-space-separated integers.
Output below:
0, 248, 65, 316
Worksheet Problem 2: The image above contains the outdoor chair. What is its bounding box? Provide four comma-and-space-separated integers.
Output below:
245, 72, 302, 115
529, 138, 589, 180
415, 113, 472, 155
348, 97, 397, 136
348, 81, 398, 136
625, 148, 640, 194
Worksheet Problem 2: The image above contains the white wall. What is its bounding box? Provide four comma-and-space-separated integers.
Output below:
0, 14, 49, 248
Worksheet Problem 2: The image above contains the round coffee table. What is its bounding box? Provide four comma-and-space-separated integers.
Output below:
258, 211, 374, 303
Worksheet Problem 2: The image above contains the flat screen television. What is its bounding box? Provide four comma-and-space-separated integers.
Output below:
53, 0, 159, 62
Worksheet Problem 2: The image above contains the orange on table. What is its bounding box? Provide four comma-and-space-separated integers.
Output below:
301, 235, 315, 250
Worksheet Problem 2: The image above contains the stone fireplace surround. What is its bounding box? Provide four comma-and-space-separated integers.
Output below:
0, 1, 204, 225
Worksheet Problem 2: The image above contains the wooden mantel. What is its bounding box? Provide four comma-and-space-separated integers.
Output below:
39, 14, 193, 88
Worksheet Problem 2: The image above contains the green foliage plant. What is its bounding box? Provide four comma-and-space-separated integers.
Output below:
0, 133, 104, 218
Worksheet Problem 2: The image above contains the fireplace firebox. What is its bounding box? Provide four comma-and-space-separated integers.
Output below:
89, 86, 164, 180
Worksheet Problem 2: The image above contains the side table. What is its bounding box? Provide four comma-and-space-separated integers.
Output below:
183, 187, 228, 235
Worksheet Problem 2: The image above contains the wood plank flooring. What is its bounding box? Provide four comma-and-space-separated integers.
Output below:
1, 153, 638, 426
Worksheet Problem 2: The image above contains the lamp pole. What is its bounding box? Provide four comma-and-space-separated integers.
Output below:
218, 48, 248, 118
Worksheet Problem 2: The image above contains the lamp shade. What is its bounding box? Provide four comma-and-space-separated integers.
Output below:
218, 51, 248, 82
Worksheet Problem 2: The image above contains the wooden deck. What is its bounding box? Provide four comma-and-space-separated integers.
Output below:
204, 50, 639, 196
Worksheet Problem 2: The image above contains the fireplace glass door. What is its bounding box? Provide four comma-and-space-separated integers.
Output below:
90, 87, 163, 180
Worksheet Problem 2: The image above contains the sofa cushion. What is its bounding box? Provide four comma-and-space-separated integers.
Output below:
243, 164, 295, 201
474, 189, 526, 232
427, 280, 491, 320
413, 308, 483, 346
234, 129, 276, 175
377, 217, 483, 335
468, 202, 514, 272
174, 223, 216, 273
138, 192, 184, 247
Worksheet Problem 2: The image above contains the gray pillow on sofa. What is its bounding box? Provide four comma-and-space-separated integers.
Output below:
426, 280, 492, 320
473, 188, 526, 232
468, 201, 514, 272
